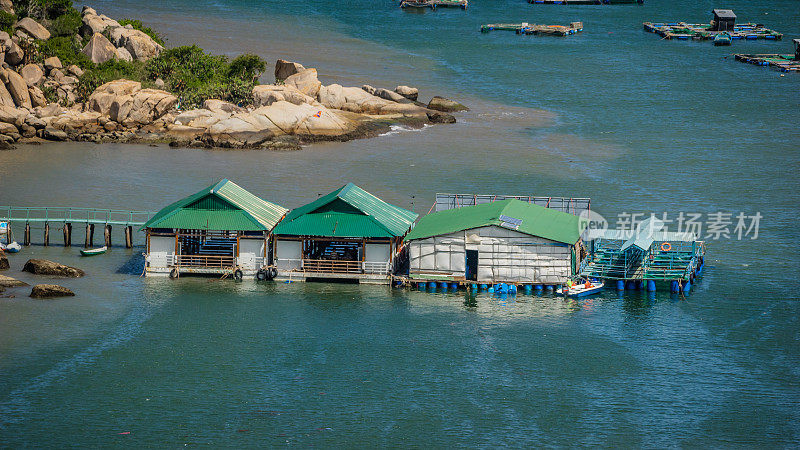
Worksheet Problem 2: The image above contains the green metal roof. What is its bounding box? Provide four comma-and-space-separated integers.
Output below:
273, 183, 417, 238
143, 179, 287, 231
405, 199, 584, 244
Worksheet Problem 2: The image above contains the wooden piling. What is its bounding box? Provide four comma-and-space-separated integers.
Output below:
85, 223, 94, 248
43, 222, 49, 246
104, 224, 112, 247
125, 226, 133, 248
63, 223, 72, 247
24, 222, 30, 246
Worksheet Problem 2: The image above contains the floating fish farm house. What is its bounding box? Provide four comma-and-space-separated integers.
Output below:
272, 183, 417, 284
643, 10, 783, 42
142, 179, 287, 279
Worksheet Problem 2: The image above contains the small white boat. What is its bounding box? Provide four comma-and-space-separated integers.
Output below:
81, 246, 107, 256
4, 241, 21, 253
561, 280, 604, 297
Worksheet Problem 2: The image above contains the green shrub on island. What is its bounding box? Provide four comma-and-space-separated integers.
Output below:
143, 46, 266, 108
0, 11, 16, 34
35, 35, 92, 68
48, 7, 80, 36
118, 19, 165, 46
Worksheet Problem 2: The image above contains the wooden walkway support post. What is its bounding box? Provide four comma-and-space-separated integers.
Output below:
63, 223, 71, 247
125, 226, 133, 248
24, 222, 30, 246
43, 222, 49, 246
104, 224, 112, 247
85, 223, 94, 248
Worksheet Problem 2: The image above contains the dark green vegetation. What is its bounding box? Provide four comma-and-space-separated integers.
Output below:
75, 46, 266, 107
8, 0, 267, 108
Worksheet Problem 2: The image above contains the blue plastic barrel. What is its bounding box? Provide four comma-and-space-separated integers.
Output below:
439, 282, 449, 289
449, 283, 459, 290
647, 280, 656, 292
470, 283, 478, 291
524, 285, 533, 294
479, 284, 488, 291
534, 285, 543, 291
487, 287, 495, 293
427, 282, 437, 289
617, 280, 625, 290
670, 281, 679, 293
683, 281, 692, 293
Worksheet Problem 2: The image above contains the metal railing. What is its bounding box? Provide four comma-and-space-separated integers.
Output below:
301, 259, 362, 274
175, 255, 236, 268
0, 206, 154, 226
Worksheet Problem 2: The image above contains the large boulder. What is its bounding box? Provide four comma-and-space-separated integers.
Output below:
28, 86, 47, 107
1, 69, 32, 108
1, 32, 24, 66
30, 284, 75, 299
0, 274, 27, 287
251, 101, 354, 136
0, 104, 26, 125
203, 99, 244, 114
427, 96, 468, 112
0, 83, 16, 108
81, 32, 117, 64
109, 88, 178, 125
274, 59, 305, 82
318, 84, 388, 114
282, 68, 321, 97
395, 85, 418, 101
81, 10, 120, 36
46, 110, 101, 133
87, 79, 140, 114
22, 259, 85, 277
20, 64, 44, 86
252, 84, 315, 107
44, 56, 63, 72
121, 29, 163, 61
0, 0, 12, 14
173, 108, 230, 128
115, 47, 133, 62
15, 18, 50, 41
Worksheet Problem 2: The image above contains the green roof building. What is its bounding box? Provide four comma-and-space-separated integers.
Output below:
273, 183, 417, 283
405, 199, 585, 285
143, 179, 288, 278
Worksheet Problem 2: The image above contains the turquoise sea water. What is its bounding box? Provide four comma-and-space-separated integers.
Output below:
0, 0, 798, 446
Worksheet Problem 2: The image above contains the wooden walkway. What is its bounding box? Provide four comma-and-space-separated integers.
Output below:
0, 206, 155, 248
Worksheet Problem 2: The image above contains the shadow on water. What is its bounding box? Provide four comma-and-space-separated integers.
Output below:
115, 249, 145, 275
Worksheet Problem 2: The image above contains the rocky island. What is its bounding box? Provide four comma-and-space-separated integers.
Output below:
0, 3, 466, 150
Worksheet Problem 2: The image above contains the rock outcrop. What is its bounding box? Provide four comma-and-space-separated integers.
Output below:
22, 259, 85, 277
253, 84, 315, 107
427, 96, 468, 112
275, 59, 306, 82
395, 85, 418, 101
0, 256, 8, 270
81, 8, 162, 61
15, 17, 50, 40
30, 284, 75, 299
82, 32, 117, 64
0, 274, 28, 287
88, 79, 177, 126
283, 68, 322, 97
21, 64, 43, 86
1, 69, 31, 109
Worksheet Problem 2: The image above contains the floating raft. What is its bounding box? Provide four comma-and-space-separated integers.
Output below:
400, 0, 467, 9
734, 54, 800, 72
481, 22, 583, 36
643, 22, 783, 41
528, 0, 642, 4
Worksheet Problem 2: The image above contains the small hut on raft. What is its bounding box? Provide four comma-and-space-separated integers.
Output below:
404, 199, 585, 286
272, 183, 417, 283
142, 179, 287, 279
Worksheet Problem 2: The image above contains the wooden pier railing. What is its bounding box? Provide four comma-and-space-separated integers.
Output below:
0, 206, 154, 226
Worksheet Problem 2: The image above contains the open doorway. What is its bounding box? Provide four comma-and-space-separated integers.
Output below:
466, 250, 478, 281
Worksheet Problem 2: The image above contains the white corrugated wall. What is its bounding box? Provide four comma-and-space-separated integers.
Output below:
409, 226, 572, 283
